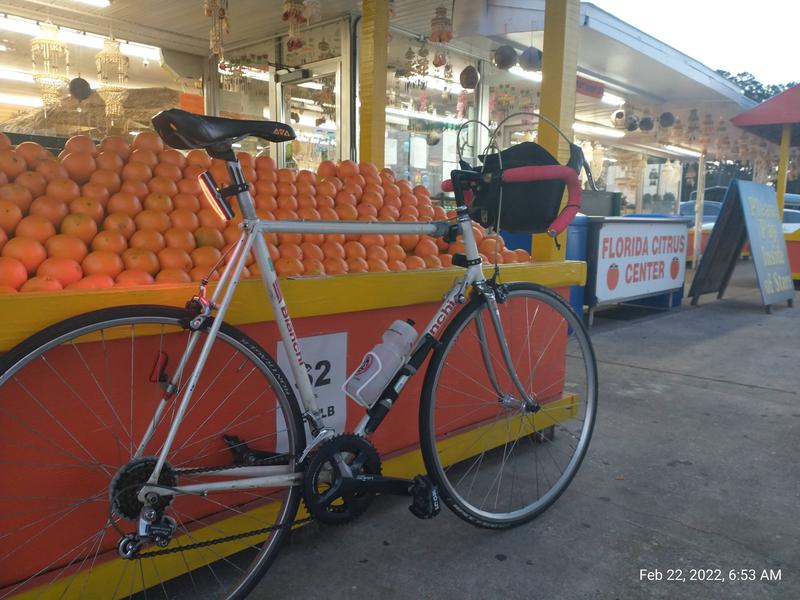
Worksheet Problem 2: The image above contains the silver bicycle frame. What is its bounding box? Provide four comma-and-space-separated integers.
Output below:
138, 160, 526, 497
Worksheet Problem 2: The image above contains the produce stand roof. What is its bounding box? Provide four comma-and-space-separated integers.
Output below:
731, 84, 800, 146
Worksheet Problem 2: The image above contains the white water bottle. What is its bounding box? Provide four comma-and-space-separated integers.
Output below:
344, 320, 418, 408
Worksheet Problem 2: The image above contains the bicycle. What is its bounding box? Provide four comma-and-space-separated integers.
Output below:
0, 109, 598, 599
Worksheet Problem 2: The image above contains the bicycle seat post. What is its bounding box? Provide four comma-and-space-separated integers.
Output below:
226, 157, 257, 221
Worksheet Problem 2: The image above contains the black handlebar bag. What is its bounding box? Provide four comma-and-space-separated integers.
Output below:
466, 141, 584, 234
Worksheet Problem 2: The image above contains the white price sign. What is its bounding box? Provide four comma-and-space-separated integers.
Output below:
595, 221, 688, 304
276, 332, 347, 452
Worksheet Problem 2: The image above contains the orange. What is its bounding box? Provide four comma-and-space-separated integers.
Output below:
0, 183, 33, 212
302, 232, 325, 246
386, 244, 406, 262
326, 233, 346, 245
297, 207, 321, 221
432, 206, 447, 220
158, 247, 193, 271
15, 215, 56, 243
194, 226, 225, 249
414, 238, 439, 258
366, 245, 389, 262
121, 179, 150, 200
107, 192, 143, 217
337, 160, 359, 180
378, 206, 399, 221
173, 193, 201, 212
323, 257, 348, 274
164, 227, 197, 252
82, 182, 111, 206
472, 225, 487, 244
155, 268, 192, 284
37, 257, 83, 287
274, 208, 298, 221
404, 256, 426, 270
130, 230, 166, 253
343, 241, 366, 260
399, 234, 420, 252
418, 206, 434, 220
122, 248, 160, 275
69, 197, 105, 224
0, 199, 23, 234
478, 237, 500, 256
357, 203, 378, 218
154, 162, 182, 182
0, 256, 28, 289
422, 254, 442, 269
20, 276, 62, 292
47, 178, 81, 203
274, 257, 304, 277
91, 230, 128, 254
96, 151, 124, 173
196, 207, 225, 231
115, 270, 155, 287
514, 249, 531, 262
100, 136, 130, 160
347, 257, 369, 273
0, 228, 5, 252
187, 149, 212, 169
297, 182, 316, 197
319, 206, 339, 220
343, 182, 363, 199
3, 236, 46, 274
278, 242, 303, 260
143, 192, 174, 213
64, 134, 97, 156
134, 210, 171, 234
316, 180, 337, 198
0, 149, 27, 179
300, 242, 324, 261
177, 177, 201, 196
367, 257, 390, 272
82, 250, 124, 278
335, 204, 358, 221
90, 169, 122, 194
277, 181, 297, 197
297, 194, 317, 210
0, 171, 8, 185
66, 274, 115, 290
60, 213, 98, 244
61, 152, 96, 184
103, 212, 136, 240
15, 142, 48, 169
317, 160, 337, 179
15, 171, 47, 198
129, 148, 159, 168
265, 242, 280, 262
0, 133, 9, 151
191, 246, 222, 268
359, 162, 379, 177
122, 162, 153, 183
499, 249, 516, 263
46, 234, 88, 262
321, 240, 345, 260
276, 195, 298, 212
189, 266, 219, 282
276, 168, 295, 184
303, 258, 325, 275
223, 224, 242, 245
255, 155, 275, 171
439, 254, 453, 267
448, 241, 465, 255
148, 175, 178, 198
236, 151, 253, 169
0, 284, 17, 294
388, 259, 407, 272
36, 159, 68, 182
383, 194, 402, 209
400, 204, 419, 218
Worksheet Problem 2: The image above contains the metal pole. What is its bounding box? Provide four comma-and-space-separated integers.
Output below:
777, 124, 791, 215
692, 154, 707, 269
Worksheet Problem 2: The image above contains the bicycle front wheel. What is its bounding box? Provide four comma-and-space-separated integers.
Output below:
0, 305, 305, 600
420, 283, 598, 529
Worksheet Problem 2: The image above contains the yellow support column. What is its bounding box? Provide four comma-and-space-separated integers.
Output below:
359, 0, 389, 166
776, 124, 791, 214
532, 0, 580, 261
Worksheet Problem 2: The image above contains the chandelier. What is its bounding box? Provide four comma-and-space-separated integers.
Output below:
31, 22, 69, 108
95, 38, 129, 119
205, 0, 230, 59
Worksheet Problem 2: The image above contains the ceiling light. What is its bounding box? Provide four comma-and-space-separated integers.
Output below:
663, 144, 702, 158
508, 66, 542, 83
0, 69, 34, 82
68, 0, 111, 7
385, 107, 462, 125
573, 121, 626, 138
601, 91, 625, 106
0, 93, 44, 107
0, 15, 160, 61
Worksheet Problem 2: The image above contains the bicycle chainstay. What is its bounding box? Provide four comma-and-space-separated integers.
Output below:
132, 456, 310, 559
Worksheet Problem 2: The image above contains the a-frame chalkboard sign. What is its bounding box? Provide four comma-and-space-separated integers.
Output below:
689, 180, 795, 312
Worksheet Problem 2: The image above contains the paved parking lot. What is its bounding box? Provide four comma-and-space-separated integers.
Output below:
255, 263, 799, 600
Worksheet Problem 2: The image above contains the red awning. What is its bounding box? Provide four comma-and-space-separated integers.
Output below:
731, 84, 800, 146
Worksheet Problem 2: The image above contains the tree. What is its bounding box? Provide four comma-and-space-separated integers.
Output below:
716, 70, 797, 102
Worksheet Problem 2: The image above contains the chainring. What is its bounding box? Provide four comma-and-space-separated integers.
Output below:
302, 434, 381, 525
109, 457, 177, 521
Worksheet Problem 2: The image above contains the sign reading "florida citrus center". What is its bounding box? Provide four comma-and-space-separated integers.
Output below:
594, 220, 689, 304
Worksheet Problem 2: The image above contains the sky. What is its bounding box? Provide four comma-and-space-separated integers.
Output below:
588, 0, 798, 85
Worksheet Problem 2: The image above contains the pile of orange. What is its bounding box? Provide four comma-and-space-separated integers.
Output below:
0, 130, 531, 294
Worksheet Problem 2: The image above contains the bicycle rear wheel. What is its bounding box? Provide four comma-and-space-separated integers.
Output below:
0, 305, 305, 600
420, 283, 597, 529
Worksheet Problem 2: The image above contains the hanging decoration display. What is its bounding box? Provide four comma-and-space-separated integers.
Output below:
459, 65, 479, 89
68, 77, 92, 102
30, 22, 70, 108
204, 0, 230, 59
493, 45, 518, 70
518, 46, 542, 71
283, 0, 323, 51
686, 108, 700, 143
429, 5, 453, 43
658, 111, 675, 128
95, 38, 130, 120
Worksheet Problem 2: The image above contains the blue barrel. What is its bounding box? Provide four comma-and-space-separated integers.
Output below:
565, 214, 589, 315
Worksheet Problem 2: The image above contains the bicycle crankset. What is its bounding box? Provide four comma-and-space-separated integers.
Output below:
302, 434, 382, 525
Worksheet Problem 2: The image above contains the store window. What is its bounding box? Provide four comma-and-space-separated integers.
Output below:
385, 33, 479, 196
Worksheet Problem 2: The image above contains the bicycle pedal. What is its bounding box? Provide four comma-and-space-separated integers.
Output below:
408, 475, 441, 519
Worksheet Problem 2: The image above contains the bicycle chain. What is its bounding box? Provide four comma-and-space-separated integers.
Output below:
176, 453, 290, 476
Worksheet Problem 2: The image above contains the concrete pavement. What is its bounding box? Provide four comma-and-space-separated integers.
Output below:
253, 262, 799, 600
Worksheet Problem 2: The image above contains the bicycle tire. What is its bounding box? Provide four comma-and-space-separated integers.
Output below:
419, 283, 598, 529
0, 305, 305, 600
